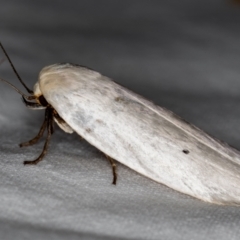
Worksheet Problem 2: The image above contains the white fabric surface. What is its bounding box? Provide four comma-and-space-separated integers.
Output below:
1, 0, 240, 239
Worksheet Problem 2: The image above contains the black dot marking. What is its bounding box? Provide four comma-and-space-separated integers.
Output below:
183, 149, 189, 154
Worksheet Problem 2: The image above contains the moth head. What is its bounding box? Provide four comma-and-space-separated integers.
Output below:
17, 81, 49, 110
31, 82, 48, 107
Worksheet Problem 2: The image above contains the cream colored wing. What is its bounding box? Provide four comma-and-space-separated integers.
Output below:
37, 63, 240, 205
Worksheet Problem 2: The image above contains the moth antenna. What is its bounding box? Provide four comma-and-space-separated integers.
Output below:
0, 42, 33, 94
0, 77, 36, 100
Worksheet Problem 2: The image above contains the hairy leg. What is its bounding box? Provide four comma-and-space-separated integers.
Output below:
24, 108, 53, 165
19, 119, 47, 147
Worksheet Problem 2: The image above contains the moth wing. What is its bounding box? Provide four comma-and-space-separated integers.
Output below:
38, 63, 240, 205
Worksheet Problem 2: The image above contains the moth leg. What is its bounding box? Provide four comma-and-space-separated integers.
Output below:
50, 116, 54, 135
105, 154, 117, 185
19, 116, 48, 148
24, 108, 53, 165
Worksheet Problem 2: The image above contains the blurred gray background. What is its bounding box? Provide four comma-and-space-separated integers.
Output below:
1, 0, 240, 239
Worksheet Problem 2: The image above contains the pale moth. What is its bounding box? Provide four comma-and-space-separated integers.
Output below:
1, 42, 240, 206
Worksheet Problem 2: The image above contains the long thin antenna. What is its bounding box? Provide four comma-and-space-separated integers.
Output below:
0, 77, 36, 100
0, 42, 33, 94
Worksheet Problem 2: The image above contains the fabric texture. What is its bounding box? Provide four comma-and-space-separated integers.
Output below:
0, 1, 240, 239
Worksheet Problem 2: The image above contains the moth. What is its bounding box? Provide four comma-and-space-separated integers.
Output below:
1, 42, 240, 205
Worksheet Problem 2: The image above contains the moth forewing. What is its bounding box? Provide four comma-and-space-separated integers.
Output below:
36, 63, 240, 205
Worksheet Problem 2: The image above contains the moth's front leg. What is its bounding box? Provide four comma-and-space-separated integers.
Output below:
19, 110, 48, 148
23, 108, 53, 165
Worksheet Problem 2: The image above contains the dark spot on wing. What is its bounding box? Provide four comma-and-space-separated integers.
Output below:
182, 149, 190, 154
